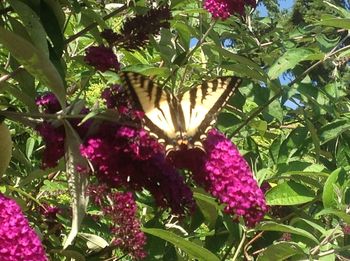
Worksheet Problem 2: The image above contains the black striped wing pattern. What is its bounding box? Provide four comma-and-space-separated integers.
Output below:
120, 72, 242, 152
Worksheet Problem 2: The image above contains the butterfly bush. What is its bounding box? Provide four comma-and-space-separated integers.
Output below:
204, 0, 257, 19
0, 194, 47, 261
36, 85, 267, 227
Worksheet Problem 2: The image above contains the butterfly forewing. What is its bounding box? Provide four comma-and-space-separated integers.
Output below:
120, 72, 177, 142
181, 77, 242, 140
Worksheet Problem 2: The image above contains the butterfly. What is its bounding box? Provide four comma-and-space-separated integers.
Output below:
120, 71, 242, 153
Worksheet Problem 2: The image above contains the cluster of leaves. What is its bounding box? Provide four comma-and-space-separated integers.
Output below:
0, 0, 349, 260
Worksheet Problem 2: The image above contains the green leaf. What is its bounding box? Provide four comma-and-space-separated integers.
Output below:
319, 118, 350, 145
322, 168, 346, 209
0, 27, 66, 107
8, 0, 49, 57
3, 84, 37, 112
265, 180, 315, 206
43, 0, 66, 29
268, 48, 324, 79
25, 137, 35, 160
63, 121, 89, 248
193, 191, 219, 228
318, 18, 350, 29
257, 242, 305, 261
256, 222, 319, 243
249, 120, 268, 135
122, 65, 171, 77
305, 118, 321, 161
79, 233, 109, 251
143, 228, 220, 261
50, 250, 85, 261
20, 164, 62, 186
316, 209, 350, 224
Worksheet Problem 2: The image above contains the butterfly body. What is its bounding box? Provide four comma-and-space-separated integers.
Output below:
120, 72, 241, 153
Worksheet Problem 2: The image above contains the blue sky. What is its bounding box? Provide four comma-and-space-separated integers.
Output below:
258, 0, 295, 17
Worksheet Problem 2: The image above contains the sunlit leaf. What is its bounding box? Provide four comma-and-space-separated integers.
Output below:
265, 181, 315, 205
0, 27, 66, 107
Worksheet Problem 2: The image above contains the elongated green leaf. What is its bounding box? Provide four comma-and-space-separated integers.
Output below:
4, 84, 37, 112
318, 18, 350, 29
256, 222, 319, 243
193, 191, 219, 228
8, 0, 49, 57
257, 242, 305, 261
268, 48, 324, 79
43, 0, 66, 29
305, 118, 321, 161
63, 121, 89, 248
265, 181, 315, 205
50, 250, 85, 261
316, 209, 350, 224
291, 218, 327, 235
79, 233, 109, 250
322, 168, 346, 209
0, 27, 66, 107
143, 228, 220, 261
319, 119, 350, 144
25, 137, 35, 160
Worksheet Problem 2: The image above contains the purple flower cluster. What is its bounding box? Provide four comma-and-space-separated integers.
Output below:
36, 122, 65, 169
35, 93, 90, 169
101, 6, 171, 51
204, 0, 256, 19
35, 92, 61, 113
89, 186, 147, 259
101, 84, 144, 120
171, 129, 267, 227
200, 129, 267, 227
0, 194, 47, 261
84, 45, 120, 72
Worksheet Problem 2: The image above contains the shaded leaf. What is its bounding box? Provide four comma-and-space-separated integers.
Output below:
257, 242, 305, 261
256, 222, 319, 243
63, 121, 89, 248
143, 228, 220, 261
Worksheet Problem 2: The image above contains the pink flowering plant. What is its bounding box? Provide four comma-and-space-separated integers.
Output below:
0, 1, 349, 260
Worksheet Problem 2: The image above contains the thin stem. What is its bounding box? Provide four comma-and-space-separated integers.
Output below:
243, 231, 264, 260
231, 229, 247, 260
